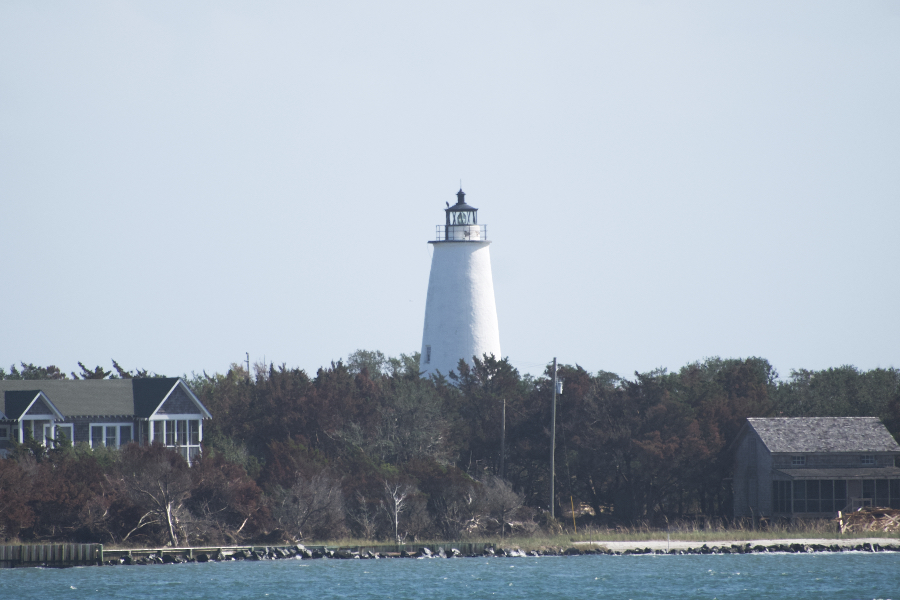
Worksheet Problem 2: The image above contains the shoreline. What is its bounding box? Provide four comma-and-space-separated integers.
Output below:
574, 537, 899, 552
5, 538, 900, 568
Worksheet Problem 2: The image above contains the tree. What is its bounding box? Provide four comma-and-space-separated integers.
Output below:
0, 459, 35, 539
3, 363, 67, 380
273, 470, 345, 541
381, 480, 414, 543
112, 444, 193, 546
478, 475, 524, 539
72, 362, 111, 380
187, 453, 268, 544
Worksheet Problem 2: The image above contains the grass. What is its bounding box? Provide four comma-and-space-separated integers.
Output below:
305, 519, 899, 553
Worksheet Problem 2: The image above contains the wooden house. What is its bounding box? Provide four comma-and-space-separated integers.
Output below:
0, 378, 211, 462
733, 417, 900, 519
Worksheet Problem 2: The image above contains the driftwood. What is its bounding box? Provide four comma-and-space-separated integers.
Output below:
837, 507, 900, 534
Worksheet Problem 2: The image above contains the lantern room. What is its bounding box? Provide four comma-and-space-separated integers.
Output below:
437, 189, 486, 241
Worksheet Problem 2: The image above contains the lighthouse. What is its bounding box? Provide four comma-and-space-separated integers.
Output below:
419, 189, 501, 378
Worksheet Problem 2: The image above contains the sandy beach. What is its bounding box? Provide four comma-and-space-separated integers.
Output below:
574, 538, 899, 552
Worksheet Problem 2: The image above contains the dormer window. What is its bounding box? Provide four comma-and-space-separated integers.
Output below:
861, 455, 875, 465
792, 456, 806, 466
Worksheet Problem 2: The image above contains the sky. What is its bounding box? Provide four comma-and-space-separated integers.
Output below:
1, 1, 898, 381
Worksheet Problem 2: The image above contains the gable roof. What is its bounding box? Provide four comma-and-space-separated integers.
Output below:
747, 417, 900, 453
2, 390, 65, 421
0, 379, 210, 420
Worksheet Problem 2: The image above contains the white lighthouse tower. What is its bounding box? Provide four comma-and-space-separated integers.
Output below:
420, 189, 501, 378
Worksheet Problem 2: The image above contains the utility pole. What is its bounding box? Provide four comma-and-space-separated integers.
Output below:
500, 398, 506, 479
550, 357, 558, 519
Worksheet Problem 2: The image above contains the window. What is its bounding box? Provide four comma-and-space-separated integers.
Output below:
860, 479, 900, 509
151, 419, 201, 461
834, 480, 847, 510
54, 424, 74, 446
792, 480, 806, 512
0, 426, 7, 440
876, 479, 890, 508
861, 455, 875, 465
773, 481, 791, 513
819, 480, 834, 513
89, 424, 133, 449
425, 345, 431, 364
780, 480, 848, 514
792, 456, 806, 466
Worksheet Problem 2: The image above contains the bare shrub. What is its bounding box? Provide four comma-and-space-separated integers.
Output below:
478, 475, 525, 539
381, 480, 416, 543
111, 444, 193, 546
349, 492, 378, 541
274, 471, 346, 541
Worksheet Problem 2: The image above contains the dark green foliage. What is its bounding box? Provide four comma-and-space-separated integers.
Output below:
2, 352, 897, 542
73, 362, 112, 380
3, 363, 67, 380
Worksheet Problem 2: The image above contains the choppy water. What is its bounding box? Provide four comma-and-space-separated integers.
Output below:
6, 552, 900, 599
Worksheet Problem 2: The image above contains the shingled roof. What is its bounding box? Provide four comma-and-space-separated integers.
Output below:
0, 379, 209, 419
747, 417, 900, 453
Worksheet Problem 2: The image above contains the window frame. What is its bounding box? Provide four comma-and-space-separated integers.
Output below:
54, 424, 74, 446
149, 417, 202, 462
88, 423, 134, 449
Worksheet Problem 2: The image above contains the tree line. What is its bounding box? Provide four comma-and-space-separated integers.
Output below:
1, 353, 898, 545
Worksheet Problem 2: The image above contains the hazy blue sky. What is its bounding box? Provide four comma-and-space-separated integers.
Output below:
2, 2, 898, 380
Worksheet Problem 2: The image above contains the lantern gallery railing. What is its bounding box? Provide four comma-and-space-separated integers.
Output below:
434, 224, 488, 242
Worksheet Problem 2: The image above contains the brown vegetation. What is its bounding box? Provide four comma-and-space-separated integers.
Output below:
1, 354, 898, 545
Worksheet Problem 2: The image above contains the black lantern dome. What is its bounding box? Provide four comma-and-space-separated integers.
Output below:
445, 188, 478, 226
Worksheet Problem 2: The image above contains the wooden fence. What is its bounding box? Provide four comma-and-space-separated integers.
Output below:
0, 544, 103, 568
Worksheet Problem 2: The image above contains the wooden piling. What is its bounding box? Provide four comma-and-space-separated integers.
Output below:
0, 544, 102, 568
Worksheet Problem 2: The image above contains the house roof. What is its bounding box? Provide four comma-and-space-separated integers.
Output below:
747, 417, 900, 454
2, 390, 43, 419
775, 467, 900, 480
0, 379, 209, 420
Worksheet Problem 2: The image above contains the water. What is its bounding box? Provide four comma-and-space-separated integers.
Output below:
5, 553, 899, 599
